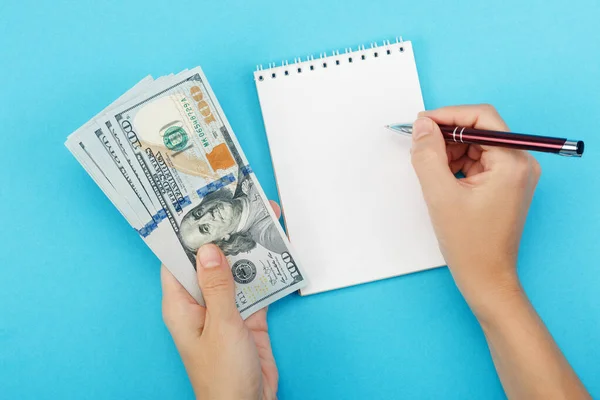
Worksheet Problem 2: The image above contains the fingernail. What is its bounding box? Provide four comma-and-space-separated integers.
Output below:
412, 117, 433, 141
417, 111, 427, 118
198, 244, 221, 268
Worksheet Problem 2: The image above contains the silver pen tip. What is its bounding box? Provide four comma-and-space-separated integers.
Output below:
386, 123, 413, 136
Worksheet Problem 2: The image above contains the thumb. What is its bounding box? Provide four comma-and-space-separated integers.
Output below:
410, 117, 456, 202
196, 244, 240, 322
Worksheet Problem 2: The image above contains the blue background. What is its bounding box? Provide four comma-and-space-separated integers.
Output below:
1, 0, 598, 398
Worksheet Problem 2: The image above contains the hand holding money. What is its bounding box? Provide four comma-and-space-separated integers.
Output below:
162, 242, 279, 399
65, 68, 306, 318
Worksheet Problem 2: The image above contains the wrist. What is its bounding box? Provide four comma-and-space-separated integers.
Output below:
465, 277, 529, 330
451, 261, 525, 326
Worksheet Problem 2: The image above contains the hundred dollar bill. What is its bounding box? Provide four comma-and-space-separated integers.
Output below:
68, 135, 207, 303
67, 73, 194, 231
87, 67, 306, 317
66, 76, 162, 233
68, 137, 147, 230
66, 75, 213, 300
72, 131, 161, 236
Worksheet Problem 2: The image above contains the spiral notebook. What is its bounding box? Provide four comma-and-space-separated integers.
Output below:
254, 39, 445, 295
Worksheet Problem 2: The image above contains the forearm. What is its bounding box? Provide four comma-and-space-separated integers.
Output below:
473, 287, 590, 399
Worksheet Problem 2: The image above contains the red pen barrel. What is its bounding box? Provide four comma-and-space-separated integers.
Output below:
438, 125, 567, 154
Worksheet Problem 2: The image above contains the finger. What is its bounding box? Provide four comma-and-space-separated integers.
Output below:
479, 147, 536, 177
269, 200, 281, 219
161, 265, 206, 335
467, 144, 484, 161
196, 244, 241, 324
421, 105, 527, 174
161, 264, 195, 303
449, 144, 485, 175
420, 104, 509, 131
449, 157, 467, 174
410, 117, 458, 203
244, 307, 268, 332
446, 143, 469, 163
449, 155, 485, 176
467, 149, 541, 188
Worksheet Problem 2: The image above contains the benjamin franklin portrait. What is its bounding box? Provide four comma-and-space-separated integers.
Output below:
179, 176, 286, 259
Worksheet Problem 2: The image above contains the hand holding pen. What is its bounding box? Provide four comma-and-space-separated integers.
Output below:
406, 104, 590, 399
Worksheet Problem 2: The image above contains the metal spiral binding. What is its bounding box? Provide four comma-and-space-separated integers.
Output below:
255, 37, 405, 82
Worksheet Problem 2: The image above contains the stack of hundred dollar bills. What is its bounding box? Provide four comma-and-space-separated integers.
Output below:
65, 67, 306, 318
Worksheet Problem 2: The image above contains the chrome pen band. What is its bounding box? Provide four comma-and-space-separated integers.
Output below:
559, 140, 583, 157
451, 127, 465, 143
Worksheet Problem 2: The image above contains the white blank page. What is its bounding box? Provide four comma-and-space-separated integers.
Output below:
254, 41, 444, 295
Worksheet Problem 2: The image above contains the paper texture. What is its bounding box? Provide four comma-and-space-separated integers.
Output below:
255, 41, 445, 295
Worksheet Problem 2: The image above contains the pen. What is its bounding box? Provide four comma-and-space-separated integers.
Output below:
385, 123, 584, 157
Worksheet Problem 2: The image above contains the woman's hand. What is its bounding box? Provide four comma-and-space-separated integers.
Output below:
410, 104, 540, 320
161, 201, 281, 400
410, 105, 590, 399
